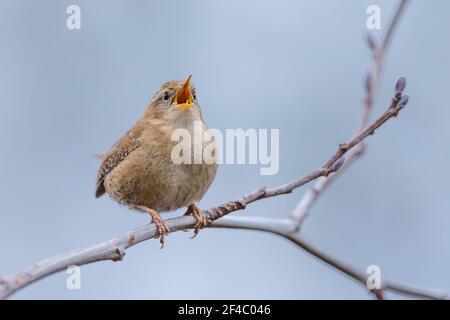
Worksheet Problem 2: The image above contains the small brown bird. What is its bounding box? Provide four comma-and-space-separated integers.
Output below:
95, 75, 217, 246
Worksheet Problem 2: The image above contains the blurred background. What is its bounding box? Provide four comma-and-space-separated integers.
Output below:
0, 0, 449, 299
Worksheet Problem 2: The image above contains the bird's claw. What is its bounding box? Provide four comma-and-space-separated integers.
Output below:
154, 219, 170, 248
185, 204, 208, 238
140, 206, 170, 248
192, 213, 207, 239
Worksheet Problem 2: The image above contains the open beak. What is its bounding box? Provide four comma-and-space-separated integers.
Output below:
175, 75, 194, 109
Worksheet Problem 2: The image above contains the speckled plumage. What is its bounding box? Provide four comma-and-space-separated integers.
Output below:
96, 77, 217, 220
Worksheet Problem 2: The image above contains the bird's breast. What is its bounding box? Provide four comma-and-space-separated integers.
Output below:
126, 122, 217, 211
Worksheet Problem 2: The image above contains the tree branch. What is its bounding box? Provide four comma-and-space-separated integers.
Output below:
0, 83, 410, 300
286, 1, 411, 299
212, 216, 448, 300
290, 0, 409, 230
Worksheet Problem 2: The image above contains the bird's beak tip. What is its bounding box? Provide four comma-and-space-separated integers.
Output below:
175, 75, 194, 109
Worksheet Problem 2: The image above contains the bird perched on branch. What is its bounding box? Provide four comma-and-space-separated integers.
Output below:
95, 75, 217, 246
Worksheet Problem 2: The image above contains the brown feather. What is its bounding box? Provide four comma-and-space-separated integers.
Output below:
95, 125, 143, 197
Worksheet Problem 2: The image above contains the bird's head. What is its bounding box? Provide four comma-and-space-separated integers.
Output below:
146, 75, 204, 126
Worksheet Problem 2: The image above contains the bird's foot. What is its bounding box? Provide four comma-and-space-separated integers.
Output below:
138, 206, 170, 248
184, 204, 208, 238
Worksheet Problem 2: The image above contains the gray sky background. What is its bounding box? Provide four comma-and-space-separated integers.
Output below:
0, 0, 449, 299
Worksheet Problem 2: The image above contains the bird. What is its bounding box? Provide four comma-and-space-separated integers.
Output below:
95, 75, 217, 247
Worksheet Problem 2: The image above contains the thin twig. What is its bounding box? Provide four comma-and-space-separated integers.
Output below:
382, 0, 409, 52
290, 0, 409, 230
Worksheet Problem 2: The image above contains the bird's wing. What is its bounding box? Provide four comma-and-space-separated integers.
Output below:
95, 125, 143, 198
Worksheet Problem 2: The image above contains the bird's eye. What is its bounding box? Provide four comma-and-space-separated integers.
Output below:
163, 92, 170, 101
193, 93, 197, 100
